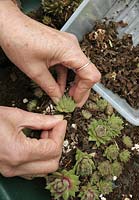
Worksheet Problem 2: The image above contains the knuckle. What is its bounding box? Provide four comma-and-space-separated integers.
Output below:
1, 167, 15, 177
67, 33, 78, 42
9, 150, 23, 166
52, 160, 59, 172
87, 71, 101, 84
29, 70, 43, 81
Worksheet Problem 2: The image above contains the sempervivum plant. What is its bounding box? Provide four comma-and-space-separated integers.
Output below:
46, 170, 80, 200
56, 95, 76, 113
78, 184, 99, 200
98, 180, 113, 195
98, 160, 112, 177
107, 114, 124, 137
111, 161, 123, 177
88, 114, 124, 147
74, 149, 96, 176
104, 144, 119, 161
88, 119, 111, 147
119, 150, 131, 163
122, 136, 133, 148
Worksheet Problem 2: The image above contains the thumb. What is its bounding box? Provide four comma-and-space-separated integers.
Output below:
49, 120, 67, 144
18, 110, 64, 130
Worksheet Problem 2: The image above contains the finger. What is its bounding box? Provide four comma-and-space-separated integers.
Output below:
48, 120, 67, 146
77, 89, 90, 107
55, 65, 67, 95
69, 75, 79, 97
21, 174, 47, 180
18, 120, 67, 163
40, 130, 49, 139
13, 159, 59, 176
28, 63, 62, 103
18, 110, 64, 130
63, 50, 101, 105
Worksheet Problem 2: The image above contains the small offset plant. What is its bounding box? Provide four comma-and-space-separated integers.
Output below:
119, 150, 131, 163
56, 95, 76, 113
122, 136, 133, 148
104, 144, 119, 161
96, 99, 108, 112
91, 171, 100, 185
46, 169, 80, 200
98, 160, 112, 177
107, 114, 124, 136
74, 149, 96, 176
81, 110, 92, 119
78, 184, 99, 200
97, 180, 113, 195
88, 114, 124, 147
111, 161, 123, 177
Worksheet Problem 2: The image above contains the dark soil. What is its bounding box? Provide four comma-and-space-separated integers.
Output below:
80, 20, 139, 109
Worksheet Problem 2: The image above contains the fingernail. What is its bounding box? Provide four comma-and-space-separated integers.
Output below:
54, 115, 64, 120
53, 97, 60, 104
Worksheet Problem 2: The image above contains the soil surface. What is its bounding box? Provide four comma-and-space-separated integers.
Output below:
0, 63, 139, 200
80, 21, 139, 109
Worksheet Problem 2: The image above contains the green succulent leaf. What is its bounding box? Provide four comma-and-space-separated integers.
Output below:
98, 180, 113, 195
122, 136, 133, 148
98, 160, 112, 177
46, 169, 80, 200
82, 110, 92, 119
78, 183, 99, 200
119, 150, 131, 163
27, 99, 37, 111
96, 99, 108, 112
104, 144, 119, 161
88, 119, 111, 147
107, 114, 124, 137
111, 161, 123, 177
56, 95, 76, 113
90, 171, 100, 185
74, 149, 96, 176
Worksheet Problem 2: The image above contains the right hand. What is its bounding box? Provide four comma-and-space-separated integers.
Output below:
0, 106, 67, 178
0, 0, 101, 107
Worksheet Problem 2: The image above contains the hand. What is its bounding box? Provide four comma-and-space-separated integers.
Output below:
0, 106, 67, 177
0, 1, 101, 107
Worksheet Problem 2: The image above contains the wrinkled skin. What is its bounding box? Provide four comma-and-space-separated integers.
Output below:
0, 0, 101, 177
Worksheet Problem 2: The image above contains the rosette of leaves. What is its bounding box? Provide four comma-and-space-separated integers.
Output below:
122, 136, 133, 148
98, 180, 113, 195
88, 119, 112, 147
74, 149, 96, 176
111, 161, 123, 177
96, 99, 108, 112
104, 144, 119, 161
119, 150, 131, 163
91, 171, 100, 185
107, 114, 124, 137
98, 160, 112, 177
78, 184, 99, 200
56, 95, 76, 113
81, 110, 92, 119
46, 169, 80, 200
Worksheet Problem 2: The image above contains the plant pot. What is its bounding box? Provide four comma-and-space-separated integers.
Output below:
61, 0, 139, 126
